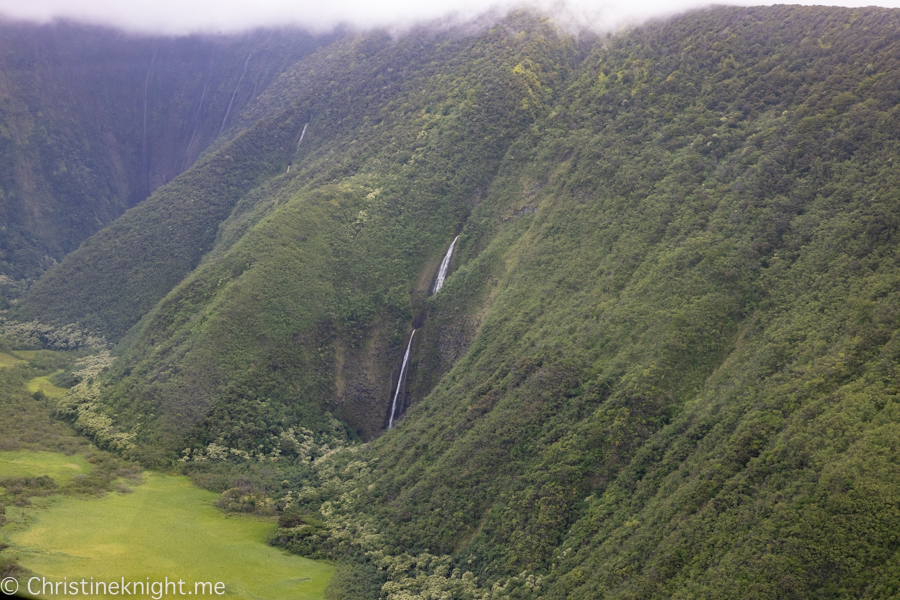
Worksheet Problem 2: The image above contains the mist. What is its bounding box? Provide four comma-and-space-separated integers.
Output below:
0, 0, 895, 35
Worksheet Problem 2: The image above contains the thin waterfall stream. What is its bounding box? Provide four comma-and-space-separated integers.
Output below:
141, 49, 157, 197
387, 330, 416, 429
287, 122, 309, 173
433, 235, 459, 294
180, 48, 216, 172
219, 50, 254, 135
296, 122, 309, 149
386, 235, 460, 429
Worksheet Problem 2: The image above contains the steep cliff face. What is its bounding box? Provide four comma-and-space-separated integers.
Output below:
0, 21, 324, 301
12, 5, 900, 597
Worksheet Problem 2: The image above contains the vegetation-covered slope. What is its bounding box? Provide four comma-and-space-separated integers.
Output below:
16, 4, 900, 598
350, 7, 900, 597
31, 15, 580, 455
0, 22, 324, 305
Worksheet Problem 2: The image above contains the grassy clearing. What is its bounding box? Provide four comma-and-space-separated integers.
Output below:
7, 470, 333, 599
0, 352, 26, 368
26, 373, 68, 398
0, 451, 91, 484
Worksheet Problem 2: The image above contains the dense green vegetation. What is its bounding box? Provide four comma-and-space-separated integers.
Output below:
0, 345, 333, 598
7, 4, 900, 598
25, 13, 581, 457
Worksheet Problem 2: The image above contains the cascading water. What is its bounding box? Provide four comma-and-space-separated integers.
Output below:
387, 329, 416, 429
181, 48, 216, 172
287, 123, 309, 173
142, 50, 157, 197
296, 122, 309, 149
219, 50, 254, 136
433, 235, 459, 295
385, 234, 460, 430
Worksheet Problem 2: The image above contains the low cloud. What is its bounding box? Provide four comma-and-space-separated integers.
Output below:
0, 0, 894, 35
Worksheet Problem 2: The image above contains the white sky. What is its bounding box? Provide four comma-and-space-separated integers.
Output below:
0, 0, 896, 35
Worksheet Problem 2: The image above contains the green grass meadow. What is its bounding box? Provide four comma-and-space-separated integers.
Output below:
25, 374, 68, 398
11, 351, 47, 361
4, 467, 333, 599
0, 352, 26, 368
0, 450, 91, 483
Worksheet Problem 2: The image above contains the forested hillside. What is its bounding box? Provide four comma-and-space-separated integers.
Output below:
0, 22, 326, 305
21, 14, 581, 453
9, 4, 900, 598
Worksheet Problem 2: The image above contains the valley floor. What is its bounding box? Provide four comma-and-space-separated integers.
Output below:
0, 352, 334, 600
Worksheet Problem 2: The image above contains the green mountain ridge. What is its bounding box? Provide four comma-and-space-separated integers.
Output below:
8, 4, 900, 598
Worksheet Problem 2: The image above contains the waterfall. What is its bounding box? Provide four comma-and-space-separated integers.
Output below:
219, 50, 254, 136
181, 80, 207, 167
387, 330, 416, 429
433, 235, 459, 294
286, 123, 309, 174
296, 122, 309, 150
385, 234, 461, 430
181, 48, 216, 172
142, 49, 157, 197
